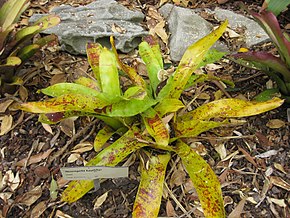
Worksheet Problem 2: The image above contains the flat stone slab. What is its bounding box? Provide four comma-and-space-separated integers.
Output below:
30, 0, 148, 54
213, 8, 269, 47
159, 4, 269, 61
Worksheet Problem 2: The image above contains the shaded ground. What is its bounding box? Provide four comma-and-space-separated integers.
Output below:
0, 0, 289, 217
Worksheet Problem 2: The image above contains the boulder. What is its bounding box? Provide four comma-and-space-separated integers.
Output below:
30, 0, 148, 55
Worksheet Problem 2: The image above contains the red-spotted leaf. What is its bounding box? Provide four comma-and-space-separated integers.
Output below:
154, 98, 184, 117
110, 36, 146, 88
178, 97, 284, 122
20, 93, 110, 113
174, 140, 225, 218
139, 37, 163, 94
142, 108, 169, 146
94, 125, 115, 152
74, 76, 100, 91
39, 83, 104, 99
61, 127, 148, 203
174, 119, 228, 138
86, 42, 103, 82
132, 152, 170, 218
158, 20, 228, 100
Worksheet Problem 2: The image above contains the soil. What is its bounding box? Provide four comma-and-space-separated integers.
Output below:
0, 0, 289, 218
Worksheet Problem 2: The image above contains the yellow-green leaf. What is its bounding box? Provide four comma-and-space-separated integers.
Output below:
110, 36, 146, 88
94, 125, 115, 152
61, 127, 148, 203
174, 119, 228, 138
20, 94, 110, 113
178, 97, 284, 122
132, 152, 170, 218
142, 108, 169, 146
174, 140, 225, 218
158, 20, 228, 100
99, 48, 121, 99
86, 42, 102, 82
154, 98, 184, 117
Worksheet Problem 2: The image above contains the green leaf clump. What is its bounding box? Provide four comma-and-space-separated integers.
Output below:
20, 20, 284, 218
0, 0, 60, 95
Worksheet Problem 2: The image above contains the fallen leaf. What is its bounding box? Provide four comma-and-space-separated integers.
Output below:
93, 191, 109, 209
268, 197, 287, 208
41, 123, 53, 134
0, 192, 13, 201
213, 143, 227, 160
55, 210, 73, 218
0, 99, 14, 113
67, 153, 80, 163
228, 198, 246, 218
273, 163, 287, 174
2, 170, 20, 191
169, 162, 186, 188
19, 85, 28, 101
71, 142, 93, 153
270, 176, 290, 191
266, 119, 285, 129
0, 115, 13, 136
16, 149, 54, 167
255, 150, 279, 158
217, 0, 230, 4
30, 201, 48, 218
166, 199, 176, 217
255, 132, 271, 147
18, 186, 42, 206
60, 118, 76, 137
50, 176, 58, 200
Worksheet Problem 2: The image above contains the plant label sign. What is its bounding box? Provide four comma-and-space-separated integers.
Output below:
60, 166, 128, 180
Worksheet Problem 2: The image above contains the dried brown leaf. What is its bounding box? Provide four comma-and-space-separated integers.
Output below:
60, 118, 76, 137
16, 149, 54, 167
0, 115, 13, 136
19, 86, 28, 101
30, 201, 47, 218
41, 123, 53, 135
270, 176, 290, 191
17, 186, 42, 206
71, 142, 93, 153
93, 191, 109, 209
55, 210, 73, 218
166, 199, 176, 217
238, 146, 258, 168
266, 119, 285, 129
228, 198, 246, 218
273, 163, 287, 174
67, 153, 80, 163
0, 100, 14, 113
169, 163, 186, 188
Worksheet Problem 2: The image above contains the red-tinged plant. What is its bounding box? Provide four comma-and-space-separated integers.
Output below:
20, 20, 284, 217
0, 0, 60, 95
233, 5, 290, 102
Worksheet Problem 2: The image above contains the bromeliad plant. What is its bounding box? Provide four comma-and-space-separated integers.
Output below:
0, 0, 60, 94
233, 4, 290, 102
20, 20, 284, 217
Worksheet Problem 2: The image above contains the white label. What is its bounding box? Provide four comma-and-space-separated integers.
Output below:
60, 166, 128, 180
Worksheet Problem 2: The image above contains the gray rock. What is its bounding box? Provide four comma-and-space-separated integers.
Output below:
159, 4, 269, 61
159, 4, 227, 62
30, 0, 148, 55
213, 8, 269, 47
